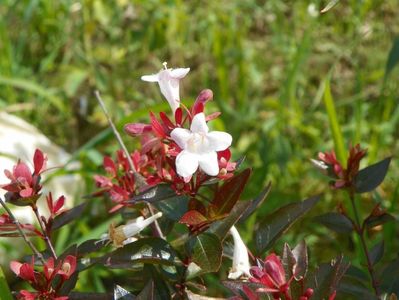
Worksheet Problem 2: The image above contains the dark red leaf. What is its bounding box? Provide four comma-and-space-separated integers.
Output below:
33, 149, 46, 174
124, 123, 152, 137
211, 168, 251, 216
179, 210, 208, 226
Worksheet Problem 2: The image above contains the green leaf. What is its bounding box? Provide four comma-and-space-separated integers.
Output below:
385, 37, 399, 79
52, 203, 87, 230
211, 168, 251, 216
130, 184, 178, 204
100, 237, 181, 268
256, 195, 321, 253
239, 181, 272, 223
0, 266, 13, 300
354, 157, 391, 193
323, 78, 346, 165
207, 201, 251, 240
187, 233, 222, 275
314, 212, 354, 233
153, 195, 189, 221
370, 241, 384, 266
321, 0, 340, 13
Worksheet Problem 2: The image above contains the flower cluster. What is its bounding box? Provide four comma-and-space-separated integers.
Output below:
95, 64, 236, 211
312, 144, 367, 189
10, 255, 77, 300
1, 149, 47, 206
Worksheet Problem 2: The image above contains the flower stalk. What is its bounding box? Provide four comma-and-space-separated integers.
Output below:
32, 204, 57, 259
94, 90, 165, 240
348, 190, 381, 299
0, 197, 45, 265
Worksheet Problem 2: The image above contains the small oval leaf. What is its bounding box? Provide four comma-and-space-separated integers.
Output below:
354, 157, 391, 193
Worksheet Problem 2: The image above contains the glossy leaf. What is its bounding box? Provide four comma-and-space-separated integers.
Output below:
211, 168, 251, 216
188, 233, 222, 274
239, 181, 272, 223
207, 201, 251, 240
370, 241, 384, 266
256, 195, 320, 253
153, 195, 189, 221
180, 210, 208, 226
338, 275, 378, 300
354, 157, 391, 193
52, 203, 87, 230
129, 184, 177, 204
363, 203, 396, 230
100, 238, 180, 268
307, 256, 350, 300
114, 285, 135, 300
314, 212, 353, 233
292, 240, 308, 279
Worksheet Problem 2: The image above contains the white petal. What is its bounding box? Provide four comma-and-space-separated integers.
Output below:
171, 128, 192, 149
170, 68, 190, 79
141, 74, 159, 82
198, 151, 219, 176
158, 73, 180, 112
190, 113, 208, 134
176, 150, 199, 177
206, 131, 232, 151
228, 226, 250, 279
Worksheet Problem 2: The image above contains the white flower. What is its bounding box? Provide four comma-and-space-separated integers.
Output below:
141, 63, 190, 113
170, 113, 232, 178
107, 212, 163, 247
228, 225, 251, 279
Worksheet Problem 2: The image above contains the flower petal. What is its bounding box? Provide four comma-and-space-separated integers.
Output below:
171, 128, 192, 149
141, 74, 159, 82
176, 150, 199, 177
198, 151, 219, 176
206, 131, 232, 151
158, 73, 180, 112
190, 113, 208, 134
170, 68, 190, 78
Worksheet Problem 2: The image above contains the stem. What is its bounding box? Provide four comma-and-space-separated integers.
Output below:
94, 91, 165, 240
0, 197, 46, 265
32, 205, 57, 259
349, 191, 381, 298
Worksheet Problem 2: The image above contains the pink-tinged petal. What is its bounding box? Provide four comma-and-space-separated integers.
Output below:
206, 131, 232, 151
198, 152, 219, 176
124, 123, 152, 137
20, 188, 33, 198
170, 128, 192, 149
10, 261, 22, 275
19, 290, 36, 300
192, 89, 213, 114
141, 74, 159, 82
175, 151, 199, 178
264, 254, 286, 286
14, 163, 32, 184
190, 113, 208, 134
54, 196, 65, 214
169, 67, 190, 78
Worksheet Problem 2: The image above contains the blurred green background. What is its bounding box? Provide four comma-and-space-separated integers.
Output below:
1, 0, 398, 296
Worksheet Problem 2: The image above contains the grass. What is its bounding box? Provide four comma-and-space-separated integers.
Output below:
0, 0, 398, 296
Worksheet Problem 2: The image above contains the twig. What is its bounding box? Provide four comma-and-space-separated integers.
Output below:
0, 197, 46, 265
32, 204, 58, 259
349, 190, 381, 298
94, 91, 165, 240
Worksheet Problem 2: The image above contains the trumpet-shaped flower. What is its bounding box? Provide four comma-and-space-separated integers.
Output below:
108, 212, 163, 247
141, 63, 190, 113
228, 225, 251, 279
170, 113, 232, 178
